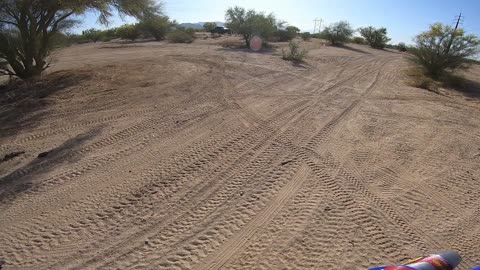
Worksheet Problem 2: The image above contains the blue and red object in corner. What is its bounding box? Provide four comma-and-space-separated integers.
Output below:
369, 251, 462, 270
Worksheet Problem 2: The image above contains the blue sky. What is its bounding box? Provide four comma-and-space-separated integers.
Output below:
77, 0, 480, 44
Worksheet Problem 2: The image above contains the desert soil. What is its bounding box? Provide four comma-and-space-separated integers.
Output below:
1, 37, 480, 270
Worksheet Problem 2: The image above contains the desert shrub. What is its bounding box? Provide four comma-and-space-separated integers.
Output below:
82, 28, 103, 43
301, 32, 311, 41
139, 15, 169, 40
282, 41, 308, 62
63, 33, 90, 44
311, 32, 326, 39
50, 33, 68, 48
352, 36, 365, 44
76, 39, 91, 44
225, 6, 277, 48
322, 21, 354, 46
410, 23, 480, 79
185, 28, 196, 37
359, 26, 391, 49
415, 77, 437, 91
407, 67, 438, 91
277, 26, 300, 41
168, 20, 179, 29
99, 29, 117, 42
0, 0, 160, 79
277, 30, 295, 41
286, 26, 300, 33
385, 44, 396, 49
397, 42, 407, 52
116, 24, 141, 41
52, 32, 100, 47
203, 22, 216, 33
167, 29, 194, 43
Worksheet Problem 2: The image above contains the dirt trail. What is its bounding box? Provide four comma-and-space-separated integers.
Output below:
1, 39, 479, 270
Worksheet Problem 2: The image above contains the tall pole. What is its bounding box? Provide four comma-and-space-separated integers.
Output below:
313, 18, 323, 34
454, 13, 462, 30
445, 13, 463, 54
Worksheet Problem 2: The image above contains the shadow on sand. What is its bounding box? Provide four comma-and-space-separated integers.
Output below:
335, 45, 372, 55
215, 44, 276, 54
443, 74, 480, 100
0, 126, 104, 202
0, 70, 91, 138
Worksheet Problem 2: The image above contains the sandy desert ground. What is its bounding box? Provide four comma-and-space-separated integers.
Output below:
1, 36, 480, 269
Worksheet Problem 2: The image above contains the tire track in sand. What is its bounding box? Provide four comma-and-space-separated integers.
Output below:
59, 99, 312, 270
196, 165, 310, 270
183, 57, 392, 269
2, 98, 310, 269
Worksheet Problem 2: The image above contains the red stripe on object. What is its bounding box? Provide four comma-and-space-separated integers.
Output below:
385, 267, 416, 270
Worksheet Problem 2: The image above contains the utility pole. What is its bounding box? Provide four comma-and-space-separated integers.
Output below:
445, 13, 463, 54
313, 18, 323, 34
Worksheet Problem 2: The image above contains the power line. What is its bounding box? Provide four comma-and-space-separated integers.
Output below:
452, 13, 464, 28
313, 18, 323, 34
446, 13, 463, 54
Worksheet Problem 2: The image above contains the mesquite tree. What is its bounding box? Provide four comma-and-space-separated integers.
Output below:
411, 23, 479, 78
0, 0, 161, 79
322, 21, 354, 46
203, 22, 216, 33
225, 6, 277, 48
359, 26, 391, 49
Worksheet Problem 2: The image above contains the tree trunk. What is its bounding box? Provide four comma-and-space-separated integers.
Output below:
244, 34, 251, 48
2, 7, 63, 80
14, 33, 48, 79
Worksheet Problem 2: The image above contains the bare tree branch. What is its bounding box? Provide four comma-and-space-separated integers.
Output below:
0, 19, 18, 27
0, 65, 16, 76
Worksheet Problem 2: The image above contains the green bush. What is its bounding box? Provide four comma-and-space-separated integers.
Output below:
282, 41, 308, 62
185, 28, 196, 37
352, 36, 365, 44
397, 42, 407, 52
301, 32, 311, 41
311, 32, 326, 39
322, 21, 354, 46
82, 28, 103, 43
167, 29, 194, 43
277, 29, 296, 41
203, 22, 216, 33
50, 33, 73, 48
276, 26, 300, 41
407, 67, 438, 92
99, 29, 117, 42
416, 77, 437, 91
410, 23, 480, 78
51, 32, 92, 47
225, 6, 277, 48
359, 26, 391, 49
116, 24, 141, 41
286, 26, 300, 33
139, 15, 169, 40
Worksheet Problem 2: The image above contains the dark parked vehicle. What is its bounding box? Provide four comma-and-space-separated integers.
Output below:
211, 26, 232, 34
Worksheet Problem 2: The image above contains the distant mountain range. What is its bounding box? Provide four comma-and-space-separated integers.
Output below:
178, 22, 225, 29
